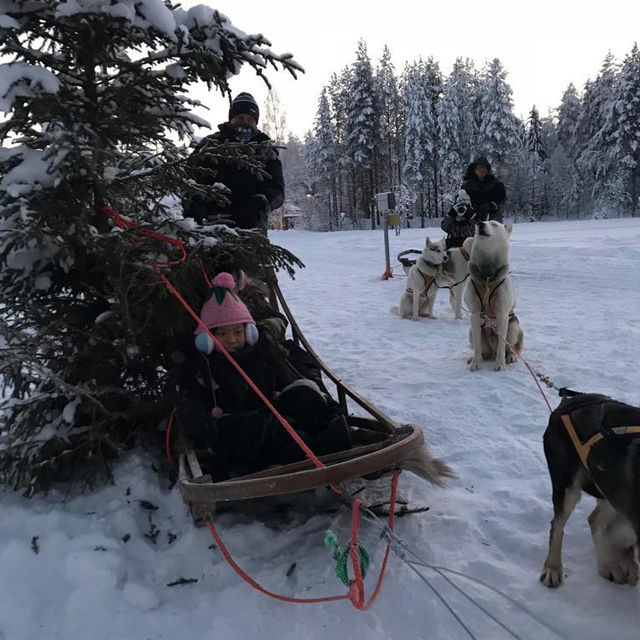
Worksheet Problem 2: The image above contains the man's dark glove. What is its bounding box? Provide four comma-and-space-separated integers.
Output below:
477, 202, 491, 218
488, 201, 499, 212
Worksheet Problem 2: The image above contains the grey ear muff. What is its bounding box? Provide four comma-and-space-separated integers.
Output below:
245, 323, 259, 345
195, 324, 258, 354
195, 331, 215, 354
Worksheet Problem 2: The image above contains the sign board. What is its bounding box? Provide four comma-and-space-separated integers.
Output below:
375, 192, 396, 213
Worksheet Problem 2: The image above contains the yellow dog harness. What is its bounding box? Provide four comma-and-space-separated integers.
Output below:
560, 413, 640, 468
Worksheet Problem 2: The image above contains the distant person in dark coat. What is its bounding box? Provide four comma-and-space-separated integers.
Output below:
183, 92, 284, 232
461, 156, 506, 222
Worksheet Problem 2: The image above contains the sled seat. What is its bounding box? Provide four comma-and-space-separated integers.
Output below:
178, 419, 424, 518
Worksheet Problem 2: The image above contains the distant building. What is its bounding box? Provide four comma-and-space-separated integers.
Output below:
269, 202, 304, 230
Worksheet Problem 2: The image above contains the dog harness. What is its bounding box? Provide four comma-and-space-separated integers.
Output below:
405, 265, 438, 296
471, 279, 515, 322
561, 413, 640, 468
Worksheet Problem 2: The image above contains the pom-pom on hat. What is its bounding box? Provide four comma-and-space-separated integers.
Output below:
195, 272, 255, 335
229, 92, 260, 123
455, 189, 472, 206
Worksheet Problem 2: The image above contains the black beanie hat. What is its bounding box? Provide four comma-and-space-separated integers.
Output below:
472, 156, 491, 172
229, 92, 259, 123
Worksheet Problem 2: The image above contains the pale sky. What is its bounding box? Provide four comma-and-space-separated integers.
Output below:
182, 0, 640, 138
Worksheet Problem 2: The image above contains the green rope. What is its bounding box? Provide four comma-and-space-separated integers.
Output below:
325, 529, 371, 588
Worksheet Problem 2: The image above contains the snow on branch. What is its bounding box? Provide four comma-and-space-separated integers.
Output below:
0, 62, 60, 112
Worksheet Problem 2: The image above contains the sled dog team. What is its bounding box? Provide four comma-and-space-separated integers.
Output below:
392, 218, 524, 372
393, 220, 640, 590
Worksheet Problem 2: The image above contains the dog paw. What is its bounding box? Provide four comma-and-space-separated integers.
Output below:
599, 551, 640, 585
411, 316, 420, 321
494, 362, 506, 372
540, 565, 563, 588
506, 353, 517, 364
468, 361, 480, 371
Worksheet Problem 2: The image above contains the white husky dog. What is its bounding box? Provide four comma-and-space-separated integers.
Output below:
464, 221, 524, 371
437, 237, 472, 319
392, 237, 447, 320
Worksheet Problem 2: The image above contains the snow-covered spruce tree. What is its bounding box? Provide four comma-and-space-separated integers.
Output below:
576, 53, 618, 213
598, 44, 640, 215
556, 83, 581, 156
552, 84, 582, 217
400, 61, 433, 224
306, 87, 336, 228
0, 1, 303, 492
345, 40, 377, 227
418, 57, 443, 217
476, 58, 520, 169
374, 45, 401, 190
262, 88, 289, 145
525, 106, 548, 217
437, 58, 477, 201
327, 68, 351, 222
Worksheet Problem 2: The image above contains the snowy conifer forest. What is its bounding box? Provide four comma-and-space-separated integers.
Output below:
300, 41, 640, 230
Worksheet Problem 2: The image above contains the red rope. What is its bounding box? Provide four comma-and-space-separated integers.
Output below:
205, 469, 399, 607
348, 469, 399, 610
205, 520, 349, 604
102, 205, 187, 267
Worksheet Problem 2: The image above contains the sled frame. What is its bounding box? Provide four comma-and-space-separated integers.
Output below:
178, 274, 425, 515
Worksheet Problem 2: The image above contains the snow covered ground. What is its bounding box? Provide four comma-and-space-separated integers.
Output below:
2, 217, 640, 639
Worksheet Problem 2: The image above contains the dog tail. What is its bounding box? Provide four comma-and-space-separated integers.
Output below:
389, 305, 399, 315
399, 440, 455, 488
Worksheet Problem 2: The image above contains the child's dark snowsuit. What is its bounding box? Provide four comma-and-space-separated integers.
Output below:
177, 340, 350, 477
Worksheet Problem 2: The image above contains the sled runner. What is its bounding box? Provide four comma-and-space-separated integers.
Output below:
177, 277, 426, 519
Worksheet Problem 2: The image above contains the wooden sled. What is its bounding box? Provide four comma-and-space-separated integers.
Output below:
178, 277, 426, 519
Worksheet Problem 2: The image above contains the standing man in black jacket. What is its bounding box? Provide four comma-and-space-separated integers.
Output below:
441, 156, 507, 248
461, 156, 506, 222
184, 92, 284, 232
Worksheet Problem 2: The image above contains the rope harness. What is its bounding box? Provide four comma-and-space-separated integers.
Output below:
406, 265, 437, 296
470, 278, 516, 325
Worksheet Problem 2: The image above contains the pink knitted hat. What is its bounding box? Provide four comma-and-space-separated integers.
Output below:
195, 272, 254, 334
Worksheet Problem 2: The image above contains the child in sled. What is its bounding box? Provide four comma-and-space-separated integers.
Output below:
177, 272, 351, 478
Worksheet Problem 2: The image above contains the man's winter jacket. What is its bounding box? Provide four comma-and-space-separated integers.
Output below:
461, 159, 506, 222
184, 122, 284, 230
